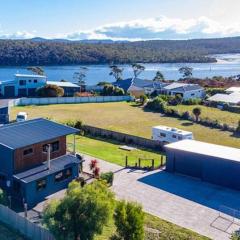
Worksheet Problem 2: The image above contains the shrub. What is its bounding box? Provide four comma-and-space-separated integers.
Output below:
181, 111, 191, 120
114, 200, 145, 240
183, 98, 202, 105
100, 172, 114, 186
0, 189, 8, 206
145, 96, 167, 112
36, 84, 64, 97
236, 120, 240, 133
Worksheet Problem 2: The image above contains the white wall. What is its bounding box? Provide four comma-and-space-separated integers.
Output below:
11, 95, 133, 106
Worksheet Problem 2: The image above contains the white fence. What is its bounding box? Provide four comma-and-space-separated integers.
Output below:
0, 204, 54, 240
10, 95, 133, 106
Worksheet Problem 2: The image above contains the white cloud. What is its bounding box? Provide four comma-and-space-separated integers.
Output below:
65, 16, 240, 41
0, 30, 35, 39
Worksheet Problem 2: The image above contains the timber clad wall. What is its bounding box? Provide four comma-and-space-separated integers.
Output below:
14, 136, 66, 173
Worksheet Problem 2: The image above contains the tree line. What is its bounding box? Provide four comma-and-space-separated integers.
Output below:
1, 37, 240, 65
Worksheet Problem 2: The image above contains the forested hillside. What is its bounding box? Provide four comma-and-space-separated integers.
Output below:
0, 37, 240, 65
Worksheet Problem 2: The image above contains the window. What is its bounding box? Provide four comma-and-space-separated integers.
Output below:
19, 80, 26, 86
28, 80, 32, 83
34, 79, 38, 83
191, 93, 195, 96
172, 135, 177, 138
65, 168, 72, 178
52, 141, 59, 152
54, 168, 72, 183
55, 171, 64, 182
0, 174, 6, 182
23, 148, 33, 156
43, 141, 59, 153
36, 178, 47, 191
160, 133, 166, 138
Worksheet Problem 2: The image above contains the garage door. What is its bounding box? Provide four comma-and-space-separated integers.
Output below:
4, 86, 15, 98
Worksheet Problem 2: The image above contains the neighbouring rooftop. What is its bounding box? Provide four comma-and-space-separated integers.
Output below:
15, 73, 46, 78
47, 81, 80, 88
165, 139, 240, 163
208, 93, 240, 104
0, 118, 79, 150
225, 87, 240, 93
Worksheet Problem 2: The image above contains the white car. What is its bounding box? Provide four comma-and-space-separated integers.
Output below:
16, 112, 28, 122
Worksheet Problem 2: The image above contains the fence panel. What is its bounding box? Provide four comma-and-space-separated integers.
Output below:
11, 95, 133, 106
0, 204, 54, 240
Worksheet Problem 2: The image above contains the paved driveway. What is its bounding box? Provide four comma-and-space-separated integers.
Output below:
83, 156, 240, 240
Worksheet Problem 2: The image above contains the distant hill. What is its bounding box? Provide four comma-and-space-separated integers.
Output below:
0, 36, 240, 65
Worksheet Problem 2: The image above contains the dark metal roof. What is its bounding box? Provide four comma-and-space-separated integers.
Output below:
113, 78, 159, 91
13, 154, 80, 183
0, 118, 79, 150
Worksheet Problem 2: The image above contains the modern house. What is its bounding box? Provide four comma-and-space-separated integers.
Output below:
113, 78, 163, 98
152, 126, 193, 144
165, 140, 240, 191
113, 78, 205, 100
0, 74, 80, 98
161, 83, 205, 100
0, 118, 82, 208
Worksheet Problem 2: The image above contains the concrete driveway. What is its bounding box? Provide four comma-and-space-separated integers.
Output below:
83, 155, 240, 240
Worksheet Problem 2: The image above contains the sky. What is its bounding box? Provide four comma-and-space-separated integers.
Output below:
0, 0, 240, 40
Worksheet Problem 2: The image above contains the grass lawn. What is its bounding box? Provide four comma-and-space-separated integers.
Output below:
11, 102, 240, 148
71, 135, 165, 168
171, 104, 240, 127
96, 212, 209, 240
0, 223, 26, 240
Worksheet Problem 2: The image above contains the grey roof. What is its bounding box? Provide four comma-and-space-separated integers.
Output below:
0, 118, 79, 150
47, 81, 80, 88
0, 100, 9, 109
163, 83, 203, 92
165, 140, 240, 163
113, 78, 162, 91
13, 154, 80, 183
208, 93, 240, 104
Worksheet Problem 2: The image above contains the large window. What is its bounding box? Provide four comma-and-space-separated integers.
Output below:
23, 148, 33, 156
19, 80, 26, 86
54, 168, 72, 183
43, 141, 59, 153
36, 178, 47, 191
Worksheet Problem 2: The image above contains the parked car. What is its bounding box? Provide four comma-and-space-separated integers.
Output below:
16, 112, 28, 122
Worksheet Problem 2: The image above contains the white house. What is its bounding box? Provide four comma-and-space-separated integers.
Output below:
208, 92, 240, 106
152, 125, 194, 144
162, 83, 205, 100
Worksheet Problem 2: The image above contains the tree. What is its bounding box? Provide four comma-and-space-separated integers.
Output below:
153, 71, 165, 82
101, 85, 125, 96
114, 200, 145, 240
109, 65, 124, 81
36, 84, 64, 97
73, 67, 88, 92
27, 66, 45, 76
179, 66, 193, 79
192, 107, 201, 122
132, 64, 145, 78
43, 181, 115, 240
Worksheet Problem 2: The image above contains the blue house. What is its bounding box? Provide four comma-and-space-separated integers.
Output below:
0, 118, 82, 208
0, 100, 10, 124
